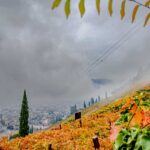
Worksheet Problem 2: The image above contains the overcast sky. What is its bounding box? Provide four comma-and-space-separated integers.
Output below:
0, 0, 150, 110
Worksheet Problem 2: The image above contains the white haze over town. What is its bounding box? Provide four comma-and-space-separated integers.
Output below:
0, 0, 150, 110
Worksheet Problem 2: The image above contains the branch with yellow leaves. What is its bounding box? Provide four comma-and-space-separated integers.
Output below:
51, 0, 150, 26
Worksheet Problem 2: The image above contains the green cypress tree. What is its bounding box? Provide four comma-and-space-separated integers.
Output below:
83, 101, 86, 108
91, 97, 95, 105
19, 90, 29, 137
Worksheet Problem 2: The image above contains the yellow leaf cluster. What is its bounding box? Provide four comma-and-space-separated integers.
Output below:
51, 0, 61, 9
96, 0, 100, 15
132, 4, 139, 23
51, 0, 150, 26
108, 0, 113, 16
79, 0, 85, 17
65, 0, 71, 18
120, 0, 126, 20
144, 13, 150, 26
145, 0, 150, 7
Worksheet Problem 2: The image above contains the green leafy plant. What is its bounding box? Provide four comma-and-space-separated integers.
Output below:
115, 112, 132, 125
115, 106, 133, 125
114, 126, 150, 150
142, 101, 150, 107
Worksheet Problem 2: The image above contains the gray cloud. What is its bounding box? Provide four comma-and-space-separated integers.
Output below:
92, 79, 112, 85
0, 0, 150, 110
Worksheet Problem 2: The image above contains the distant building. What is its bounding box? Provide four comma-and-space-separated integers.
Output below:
7, 125, 14, 130
0, 114, 5, 126
70, 105, 77, 115
55, 115, 62, 122
0, 122, 4, 133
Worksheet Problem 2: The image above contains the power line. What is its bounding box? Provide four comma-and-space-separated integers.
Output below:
91, 25, 140, 70
78, 1, 146, 78
80, 1, 149, 76
129, 0, 150, 10
84, 22, 141, 74
85, 29, 132, 69
87, 29, 133, 71
97, 24, 140, 62
81, 19, 143, 75
82, 27, 131, 72
85, 0, 150, 73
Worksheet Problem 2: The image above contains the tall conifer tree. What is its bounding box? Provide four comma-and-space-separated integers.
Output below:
19, 90, 29, 137
83, 101, 86, 108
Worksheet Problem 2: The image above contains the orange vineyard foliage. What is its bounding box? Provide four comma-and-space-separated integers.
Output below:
0, 85, 150, 150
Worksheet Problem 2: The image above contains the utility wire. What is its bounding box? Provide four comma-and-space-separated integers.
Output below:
88, 23, 140, 73
84, 22, 140, 74
85, 0, 149, 73
78, 0, 146, 78
88, 29, 137, 73
86, 28, 134, 72
83, 0, 149, 74
85, 17, 143, 76
82, 27, 131, 72
129, 0, 150, 10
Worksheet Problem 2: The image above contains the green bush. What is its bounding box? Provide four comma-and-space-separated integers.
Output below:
9, 133, 20, 140
114, 126, 150, 150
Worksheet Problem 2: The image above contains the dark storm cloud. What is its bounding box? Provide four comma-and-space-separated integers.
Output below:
0, 0, 150, 109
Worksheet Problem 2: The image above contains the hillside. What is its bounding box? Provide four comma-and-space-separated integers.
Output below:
0, 85, 150, 150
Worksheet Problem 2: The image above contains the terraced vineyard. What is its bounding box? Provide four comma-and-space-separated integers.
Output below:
0, 85, 150, 150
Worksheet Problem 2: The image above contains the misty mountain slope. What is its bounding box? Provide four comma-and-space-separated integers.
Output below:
0, 85, 150, 150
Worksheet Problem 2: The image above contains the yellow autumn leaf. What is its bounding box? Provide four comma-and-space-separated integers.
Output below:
145, 0, 150, 7
120, 0, 126, 20
52, 0, 61, 9
108, 0, 113, 16
96, 0, 100, 15
132, 5, 139, 23
144, 13, 150, 27
79, 0, 85, 17
65, 0, 71, 18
